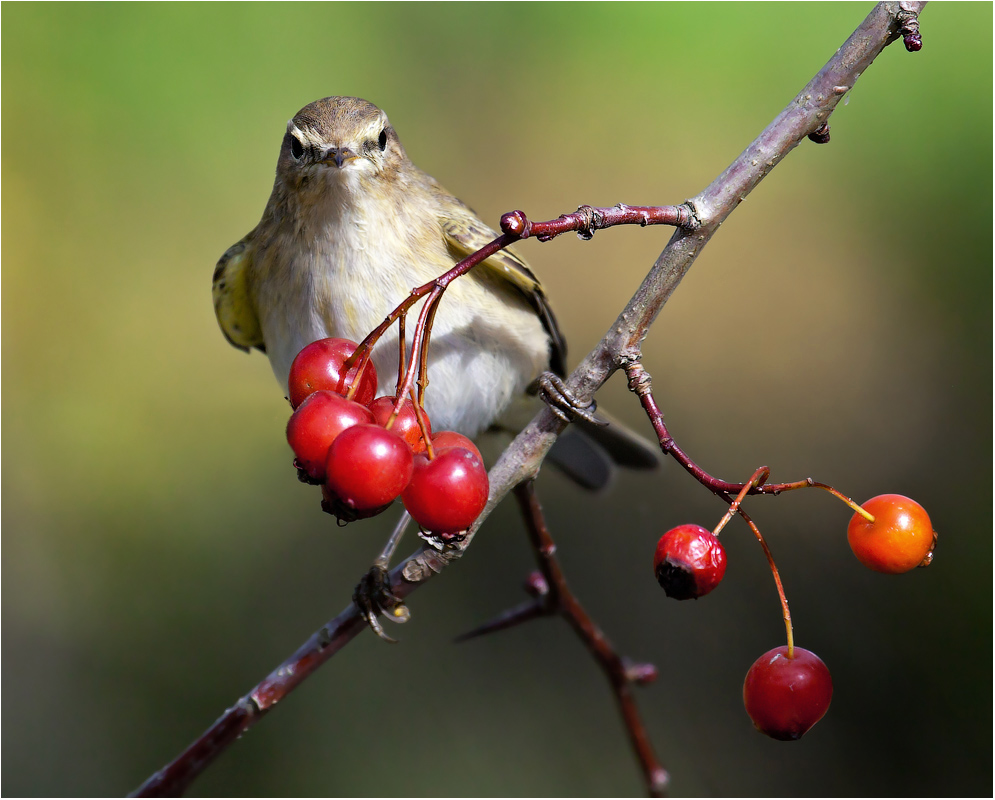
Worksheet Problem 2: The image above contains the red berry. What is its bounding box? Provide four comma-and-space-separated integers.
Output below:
430, 430, 482, 462
402, 447, 489, 535
288, 338, 378, 408
743, 646, 833, 741
286, 391, 374, 481
324, 424, 414, 512
653, 524, 726, 600
847, 494, 935, 574
369, 396, 431, 454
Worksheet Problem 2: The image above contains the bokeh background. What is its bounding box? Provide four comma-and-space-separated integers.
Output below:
3, 3, 991, 796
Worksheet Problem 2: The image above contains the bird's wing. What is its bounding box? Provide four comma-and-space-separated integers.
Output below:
212, 234, 266, 353
439, 195, 567, 377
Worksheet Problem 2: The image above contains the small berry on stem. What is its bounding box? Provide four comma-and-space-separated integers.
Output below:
402, 447, 489, 536
653, 525, 727, 600
324, 424, 414, 512
847, 494, 935, 573
743, 646, 833, 741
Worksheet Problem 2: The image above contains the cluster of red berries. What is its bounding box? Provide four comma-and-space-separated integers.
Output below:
653, 492, 934, 741
285, 338, 489, 537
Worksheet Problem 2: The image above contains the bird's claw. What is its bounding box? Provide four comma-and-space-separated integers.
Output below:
353, 564, 410, 643
537, 373, 605, 426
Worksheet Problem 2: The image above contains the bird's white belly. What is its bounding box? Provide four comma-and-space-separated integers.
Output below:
262, 240, 548, 437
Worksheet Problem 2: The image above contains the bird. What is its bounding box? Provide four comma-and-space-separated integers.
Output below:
213, 95, 571, 440
213, 96, 657, 483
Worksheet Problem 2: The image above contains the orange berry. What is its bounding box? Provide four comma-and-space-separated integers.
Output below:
846, 494, 934, 574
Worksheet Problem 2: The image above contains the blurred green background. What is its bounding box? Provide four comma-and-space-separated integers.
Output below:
3, 3, 991, 796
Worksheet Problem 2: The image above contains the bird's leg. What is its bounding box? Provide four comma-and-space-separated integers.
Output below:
353, 510, 413, 642
536, 372, 606, 426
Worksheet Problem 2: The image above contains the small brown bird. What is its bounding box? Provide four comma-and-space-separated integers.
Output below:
214, 96, 656, 486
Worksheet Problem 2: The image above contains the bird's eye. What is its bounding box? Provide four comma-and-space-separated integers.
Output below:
290, 136, 304, 160
378, 128, 388, 151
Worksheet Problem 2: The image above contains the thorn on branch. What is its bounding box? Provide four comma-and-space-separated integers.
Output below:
453, 597, 549, 643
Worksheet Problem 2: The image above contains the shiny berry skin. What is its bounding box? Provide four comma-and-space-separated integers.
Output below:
324, 424, 414, 511
402, 447, 489, 535
653, 524, 727, 600
286, 391, 374, 481
369, 396, 431, 454
287, 338, 378, 409
430, 430, 482, 462
847, 494, 935, 574
743, 646, 833, 741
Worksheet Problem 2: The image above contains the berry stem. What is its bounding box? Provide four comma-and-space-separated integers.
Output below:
625, 361, 874, 523
416, 294, 444, 408
712, 466, 770, 537
821, 484, 874, 522
391, 284, 443, 419
396, 312, 407, 392
342, 343, 374, 404
736, 507, 794, 658
409, 389, 435, 460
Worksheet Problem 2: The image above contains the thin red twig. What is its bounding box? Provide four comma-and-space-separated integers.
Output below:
625, 362, 871, 508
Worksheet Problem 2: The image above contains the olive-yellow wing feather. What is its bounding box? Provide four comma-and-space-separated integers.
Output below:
212, 235, 265, 352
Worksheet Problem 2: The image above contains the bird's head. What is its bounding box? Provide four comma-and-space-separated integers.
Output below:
276, 96, 408, 194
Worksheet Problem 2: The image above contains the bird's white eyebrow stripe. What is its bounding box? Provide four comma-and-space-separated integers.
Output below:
286, 122, 334, 149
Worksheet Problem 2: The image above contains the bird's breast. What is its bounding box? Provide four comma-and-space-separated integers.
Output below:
255, 192, 550, 436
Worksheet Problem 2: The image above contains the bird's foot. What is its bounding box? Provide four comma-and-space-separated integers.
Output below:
353, 564, 411, 643
537, 372, 605, 426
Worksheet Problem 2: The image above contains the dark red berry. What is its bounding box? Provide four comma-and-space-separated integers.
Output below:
369, 395, 431, 453
286, 391, 374, 481
743, 646, 833, 741
653, 524, 726, 600
401, 447, 489, 535
288, 338, 377, 408
324, 424, 414, 512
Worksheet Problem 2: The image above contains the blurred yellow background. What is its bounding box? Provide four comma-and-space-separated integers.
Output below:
3, 3, 991, 796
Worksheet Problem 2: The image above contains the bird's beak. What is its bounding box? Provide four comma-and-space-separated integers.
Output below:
319, 146, 358, 168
